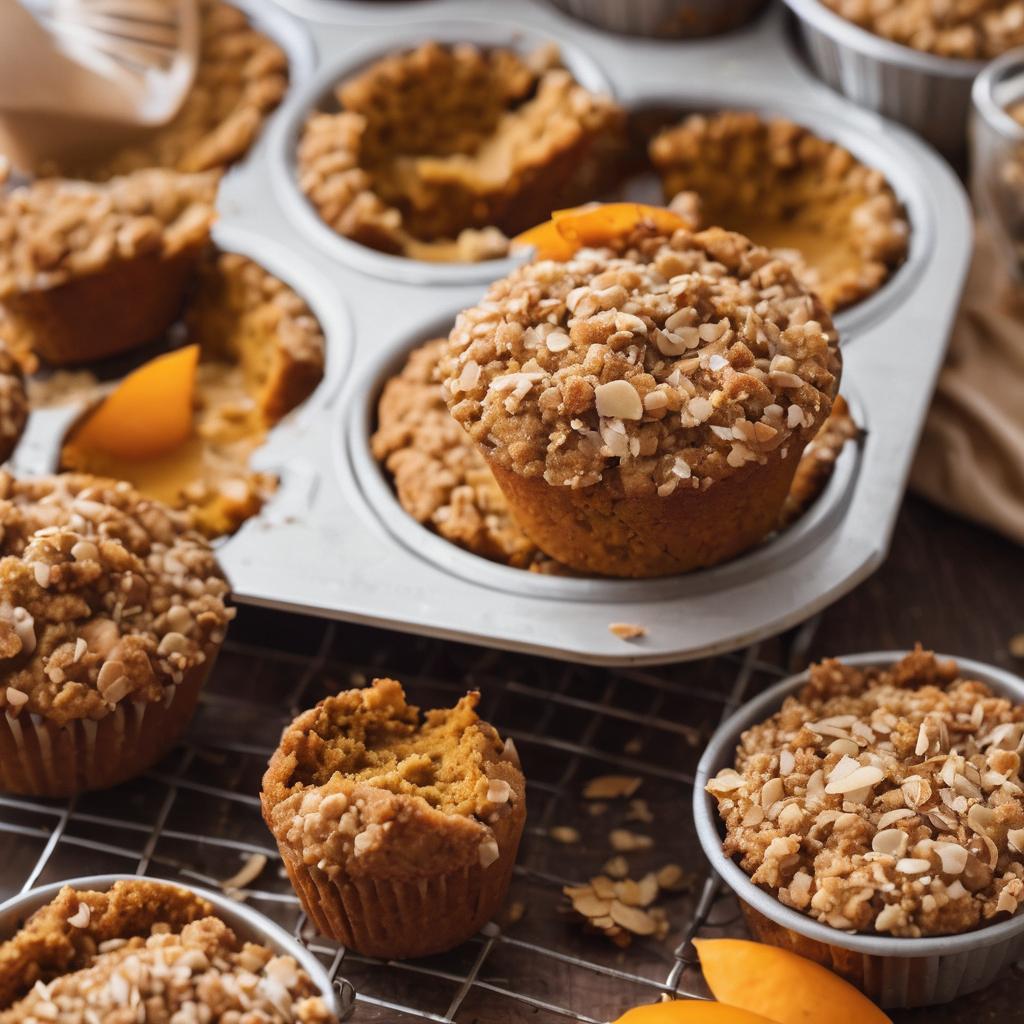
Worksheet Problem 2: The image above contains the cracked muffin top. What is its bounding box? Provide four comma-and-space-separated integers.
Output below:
0, 880, 335, 1022
0, 473, 232, 725
650, 111, 909, 312
820, 0, 1024, 59
261, 678, 525, 878
441, 221, 841, 496
707, 648, 1024, 937
296, 41, 624, 262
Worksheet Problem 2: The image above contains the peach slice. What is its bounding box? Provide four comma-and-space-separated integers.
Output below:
67, 344, 199, 462
614, 1000, 778, 1024
693, 939, 891, 1024
513, 202, 689, 261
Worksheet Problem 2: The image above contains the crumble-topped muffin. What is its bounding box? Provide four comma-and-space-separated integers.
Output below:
297, 41, 624, 262
0, 345, 27, 464
0, 880, 335, 1022
0, 169, 219, 366
820, 0, 1024, 59
707, 649, 1024, 938
373, 338, 858, 573
440, 218, 841, 576
58, 249, 326, 538
0, 473, 233, 795
13, 0, 288, 180
261, 678, 526, 959
650, 112, 909, 312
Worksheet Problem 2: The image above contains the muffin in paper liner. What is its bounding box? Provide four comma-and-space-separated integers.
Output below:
0, 169, 219, 367
695, 649, 1024, 1008
441, 220, 841, 578
0, 473, 233, 798
261, 678, 526, 959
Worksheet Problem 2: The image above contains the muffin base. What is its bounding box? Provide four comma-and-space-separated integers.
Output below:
486, 444, 803, 578
276, 803, 524, 959
2, 246, 202, 367
0, 649, 216, 797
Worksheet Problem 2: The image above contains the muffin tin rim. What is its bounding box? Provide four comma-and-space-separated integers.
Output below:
694, 650, 1024, 957
972, 47, 1024, 141
0, 872, 345, 1014
340, 306, 865, 603
266, 16, 617, 287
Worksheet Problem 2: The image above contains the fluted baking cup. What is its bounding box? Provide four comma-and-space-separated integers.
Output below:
545, 0, 766, 39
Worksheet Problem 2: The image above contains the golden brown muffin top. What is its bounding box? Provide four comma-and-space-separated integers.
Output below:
707, 648, 1024, 937
0, 881, 335, 1021
36, 0, 288, 181
650, 111, 909, 312
820, 0, 1024, 59
0, 473, 232, 724
261, 678, 525, 878
441, 224, 840, 495
0, 169, 218, 298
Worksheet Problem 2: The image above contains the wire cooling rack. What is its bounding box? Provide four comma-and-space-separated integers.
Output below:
0, 605, 820, 1023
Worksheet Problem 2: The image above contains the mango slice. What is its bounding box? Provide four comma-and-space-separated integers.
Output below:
694, 939, 892, 1024
67, 344, 199, 462
615, 1000, 778, 1024
513, 202, 689, 261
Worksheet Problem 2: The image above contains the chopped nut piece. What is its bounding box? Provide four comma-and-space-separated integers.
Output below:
609, 622, 648, 640
604, 855, 630, 879
550, 826, 581, 845
583, 775, 643, 799
609, 828, 654, 852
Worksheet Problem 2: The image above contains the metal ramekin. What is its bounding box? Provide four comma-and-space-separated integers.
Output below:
544, 0, 767, 39
0, 874, 343, 1015
782, 0, 985, 156
694, 652, 1024, 1009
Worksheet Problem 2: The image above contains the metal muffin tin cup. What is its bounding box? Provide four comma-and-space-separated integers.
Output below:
694, 652, 1024, 1009
543, 0, 768, 39
782, 0, 985, 157
0, 874, 344, 1014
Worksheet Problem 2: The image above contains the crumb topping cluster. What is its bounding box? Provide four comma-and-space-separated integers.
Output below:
441, 225, 841, 495
0, 347, 27, 463
0, 883, 333, 1022
650, 112, 909, 312
297, 41, 623, 261
262, 679, 524, 877
0, 169, 218, 297
708, 649, 1024, 937
0, 473, 233, 724
821, 0, 1024, 59
39, 0, 288, 180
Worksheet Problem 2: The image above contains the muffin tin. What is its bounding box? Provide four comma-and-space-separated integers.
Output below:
9, 0, 972, 666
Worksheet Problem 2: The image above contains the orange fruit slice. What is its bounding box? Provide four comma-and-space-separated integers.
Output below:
614, 1000, 779, 1024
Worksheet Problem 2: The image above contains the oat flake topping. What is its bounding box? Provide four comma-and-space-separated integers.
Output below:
708, 648, 1024, 937
441, 225, 841, 495
0, 474, 233, 724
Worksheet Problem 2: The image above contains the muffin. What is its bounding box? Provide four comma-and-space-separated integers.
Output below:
0, 472, 233, 796
820, 0, 1024, 60
0, 345, 27, 464
650, 112, 909, 312
0, 879, 336, 1021
706, 649, 1024, 943
0, 0, 288, 179
297, 42, 624, 262
57, 249, 326, 538
261, 678, 526, 959
0, 169, 218, 366
373, 338, 858, 573
440, 211, 842, 577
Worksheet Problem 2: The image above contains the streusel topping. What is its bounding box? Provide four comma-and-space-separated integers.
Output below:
650, 112, 909, 312
0, 883, 334, 1022
297, 41, 623, 261
0, 169, 218, 297
261, 678, 524, 877
37, 0, 288, 180
0, 346, 27, 463
0, 473, 233, 724
707, 649, 1024, 937
821, 0, 1024, 59
441, 224, 841, 495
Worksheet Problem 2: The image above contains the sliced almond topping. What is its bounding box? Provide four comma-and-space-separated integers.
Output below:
66, 902, 91, 929
584, 775, 642, 799
595, 380, 643, 420
896, 857, 932, 874
934, 842, 968, 875
571, 893, 612, 918
825, 764, 884, 795
1008, 827, 1024, 854
609, 900, 656, 935
479, 838, 500, 868
603, 855, 629, 879
707, 769, 745, 794
590, 875, 616, 899
760, 777, 784, 807
967, 803, 996, 837
487, 779, 512, 804
549, 826, 580, 845
609, 829, 653, 852
871, 829, 908, 858
877, 808, 915, 829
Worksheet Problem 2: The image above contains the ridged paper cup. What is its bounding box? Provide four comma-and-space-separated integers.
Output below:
485, 443, 804, 578
545, 0, 767, 39
0, 647, 217, 798
694, 651, 1024, 1009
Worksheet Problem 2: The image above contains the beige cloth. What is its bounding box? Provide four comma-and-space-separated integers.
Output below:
911, 225, 1024, 544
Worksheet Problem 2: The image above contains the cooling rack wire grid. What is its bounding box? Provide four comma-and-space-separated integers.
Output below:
0, 606, 824, 1023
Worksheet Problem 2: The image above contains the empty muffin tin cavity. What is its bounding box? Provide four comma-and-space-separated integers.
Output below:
343, 311, 864, 603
